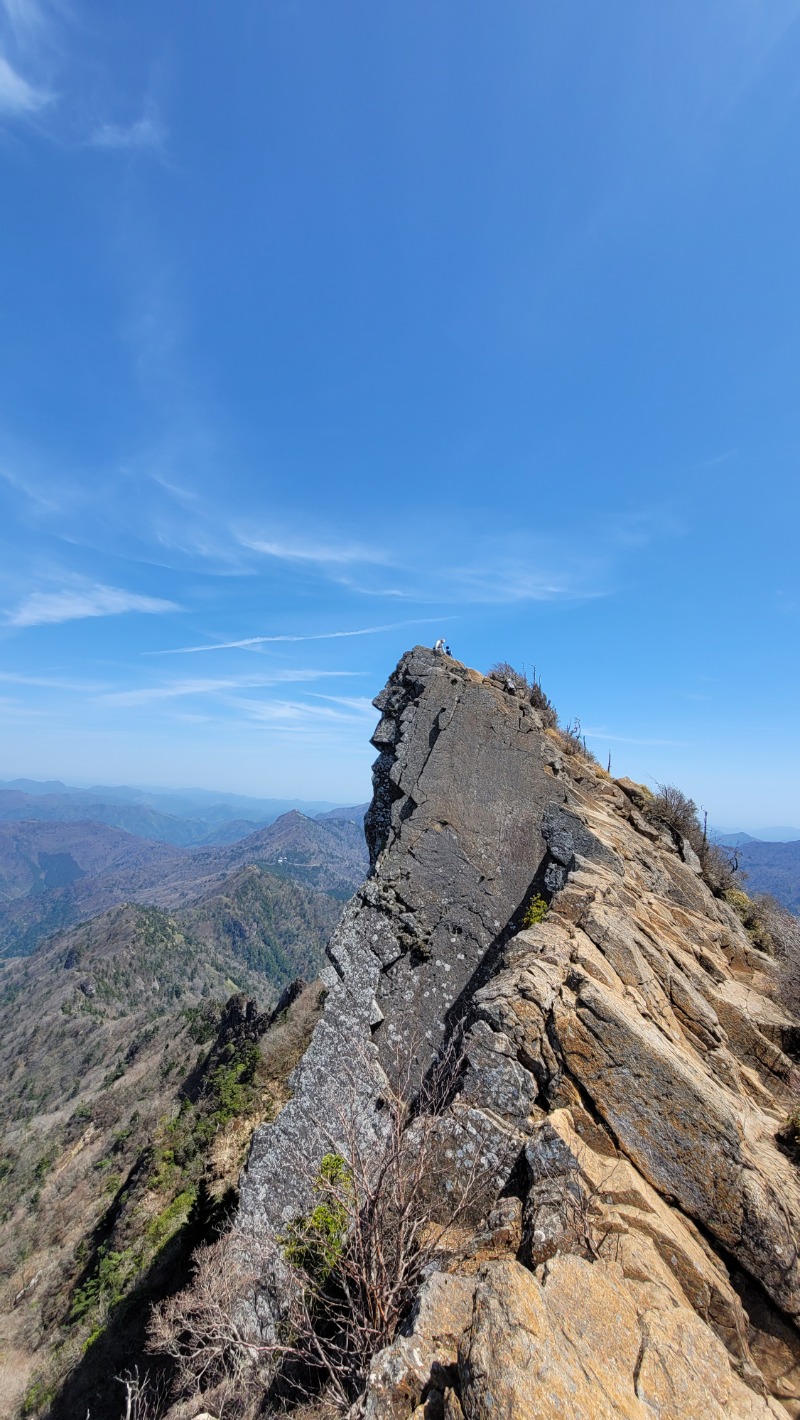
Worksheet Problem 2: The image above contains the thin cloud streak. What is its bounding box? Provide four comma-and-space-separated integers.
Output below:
101, 669, 361, 707
91, 108, 164, 153
1, 0, 46, 41
583, 729, 688, 747
223, 695, 375, 725
0, 0, 54, 115
6, 582, 181, 627
0, 50, 49, 112
0, 671, 110, 692
309, 694, 380, 715
451, 568, 599, 604
0, 462, 72, 516
238, 531, 390, 567
149, 617, 451, 655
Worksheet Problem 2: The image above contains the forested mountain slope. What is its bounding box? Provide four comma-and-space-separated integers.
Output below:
0, 810, 368, 957
0, 903, 326, 1419
737, 838, 800, 916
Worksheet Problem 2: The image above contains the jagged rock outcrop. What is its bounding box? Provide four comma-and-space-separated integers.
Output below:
240, 647, 556, 1232
236, 646, 800, 1415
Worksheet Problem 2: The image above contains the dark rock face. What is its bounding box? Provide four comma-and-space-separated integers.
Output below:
364, 648, 556, 1073
540, 803, 623, 894
238, 646, 556, 1236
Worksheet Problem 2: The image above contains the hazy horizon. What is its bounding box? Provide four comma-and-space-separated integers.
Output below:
0, 772, 355, 810
1, 756, 798, 840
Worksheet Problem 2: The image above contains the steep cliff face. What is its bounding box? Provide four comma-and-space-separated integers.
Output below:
240, 647, 555, 1229
237, 646, 800, 1416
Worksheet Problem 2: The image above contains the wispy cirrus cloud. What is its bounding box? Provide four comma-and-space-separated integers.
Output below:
0, 50, 48, 112
90, 103, 164, 153
222, 695, 375, 726
0, 671, 111, 691
1, 434, 660, 609
1, 0, 50, 42
0, 461, 66, 514
0, 0, 54, 116
449, 564, 598, 605
309, 694, 380, 715
236, 520, 613, 607
0, 1, 165, 148
5, 580, 180, 628
237, 531, 391, 567
101, 669, 361, 708
582, 728, 687, 748
149, 617, 450, 655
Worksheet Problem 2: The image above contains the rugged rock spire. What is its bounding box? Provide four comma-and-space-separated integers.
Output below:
240, 645, 557, 1228
237, 645, 800, 1416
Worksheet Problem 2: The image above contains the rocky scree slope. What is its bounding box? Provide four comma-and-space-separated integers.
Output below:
235, 646, 800, 1417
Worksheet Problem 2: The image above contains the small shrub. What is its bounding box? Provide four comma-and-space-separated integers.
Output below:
69, 1244, 139, 1324
646, 783, 699, 840
725, 888, 779, 953
146, 1188, 196, 1250
183, 1001, 220, 1044
111, 1123, 133, 1154
643, 783, 740, 901
101, 1059, 126, 1089
21, 1377, 57, 1417
33, 1150, 56, 1183
558, 719, 585, 757
205, 1043, 261, 1124
283, 1153, 351, 1282
523, 895, 549, 928
551, 717, 598, 765
702, 842, 739, 896
488, 661, 558, 729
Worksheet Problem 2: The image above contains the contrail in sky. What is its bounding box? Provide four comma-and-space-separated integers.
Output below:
148, 617, 454, 655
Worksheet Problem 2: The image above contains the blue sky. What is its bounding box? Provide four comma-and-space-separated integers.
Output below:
1, 0, 799, 825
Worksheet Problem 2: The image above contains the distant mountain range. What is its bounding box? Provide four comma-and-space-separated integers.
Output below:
708, 830, 798, 916
0, 807, 370, 957
714, 826, 800, 844
732, 839, 800, 916
0, 778, 357, 847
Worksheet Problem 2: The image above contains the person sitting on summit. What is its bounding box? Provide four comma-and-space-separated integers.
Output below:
433, 638, 446, 654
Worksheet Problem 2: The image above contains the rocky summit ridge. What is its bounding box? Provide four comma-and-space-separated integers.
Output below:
231, 645, 800, 1417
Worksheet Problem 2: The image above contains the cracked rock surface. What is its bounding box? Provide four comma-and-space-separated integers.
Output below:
234, 646, 800, 1414
238, 647, 556, 1240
